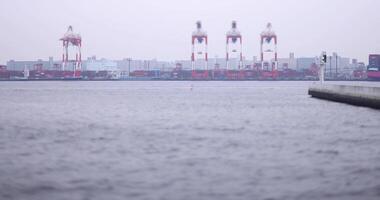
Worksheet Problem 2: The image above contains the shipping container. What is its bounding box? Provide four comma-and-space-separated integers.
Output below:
368, 54, 380, 68
367, 54, 380, 80
0, 65, 7, 71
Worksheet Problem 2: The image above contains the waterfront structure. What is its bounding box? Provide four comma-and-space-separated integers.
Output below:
191, 21, 209, 79
191, 21, 208, 71
60, 26, 82, 77
226, 21, 243, 70
260, 23, 278, 78
1, 24, 368, 81
260, 23, 278, 71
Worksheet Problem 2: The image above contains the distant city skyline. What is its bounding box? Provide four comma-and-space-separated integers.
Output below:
1, 0, 379, 65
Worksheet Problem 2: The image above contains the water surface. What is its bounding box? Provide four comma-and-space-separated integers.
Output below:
0, 81, 380, 200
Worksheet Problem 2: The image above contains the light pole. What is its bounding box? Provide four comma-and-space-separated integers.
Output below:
127, 58, 132, 77
320, 51, 327, 84
335, 53, 338, 79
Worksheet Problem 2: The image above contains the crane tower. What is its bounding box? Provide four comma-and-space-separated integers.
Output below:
260, 23, 278, 77
191, 21, 208, 70
226, 21, 242, 70
60, 26, 82, 78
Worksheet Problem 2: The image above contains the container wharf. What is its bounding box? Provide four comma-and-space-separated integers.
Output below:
0, 69, 370, 81
1, 23, 372, 82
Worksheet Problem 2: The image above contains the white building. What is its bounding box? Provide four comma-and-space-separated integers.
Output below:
296, 57, 318, 71
84, 57, 118, 71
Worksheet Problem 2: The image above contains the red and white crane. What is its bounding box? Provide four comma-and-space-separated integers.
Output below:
226, 21, 242, 70
191, 21, 208, 71
260, 23, 278, 74
60, 26, 82, 77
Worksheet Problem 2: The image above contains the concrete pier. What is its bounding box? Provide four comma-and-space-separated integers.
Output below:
308, 84, 380, 109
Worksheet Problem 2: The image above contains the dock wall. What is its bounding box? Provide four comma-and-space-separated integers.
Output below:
308, 84, 380, 109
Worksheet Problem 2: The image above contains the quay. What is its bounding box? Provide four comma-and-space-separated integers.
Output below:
308, 84, 380, 109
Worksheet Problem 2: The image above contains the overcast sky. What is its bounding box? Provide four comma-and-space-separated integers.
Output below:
1, 0, 380, 64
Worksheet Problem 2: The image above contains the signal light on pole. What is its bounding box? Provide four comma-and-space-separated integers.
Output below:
321, 52, 327, 64
320, 51, 326, 83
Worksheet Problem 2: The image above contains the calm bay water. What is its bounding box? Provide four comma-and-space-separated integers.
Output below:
0, 81, 380, 200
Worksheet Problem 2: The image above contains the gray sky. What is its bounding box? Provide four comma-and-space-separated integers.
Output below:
1, 0, 379, 64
